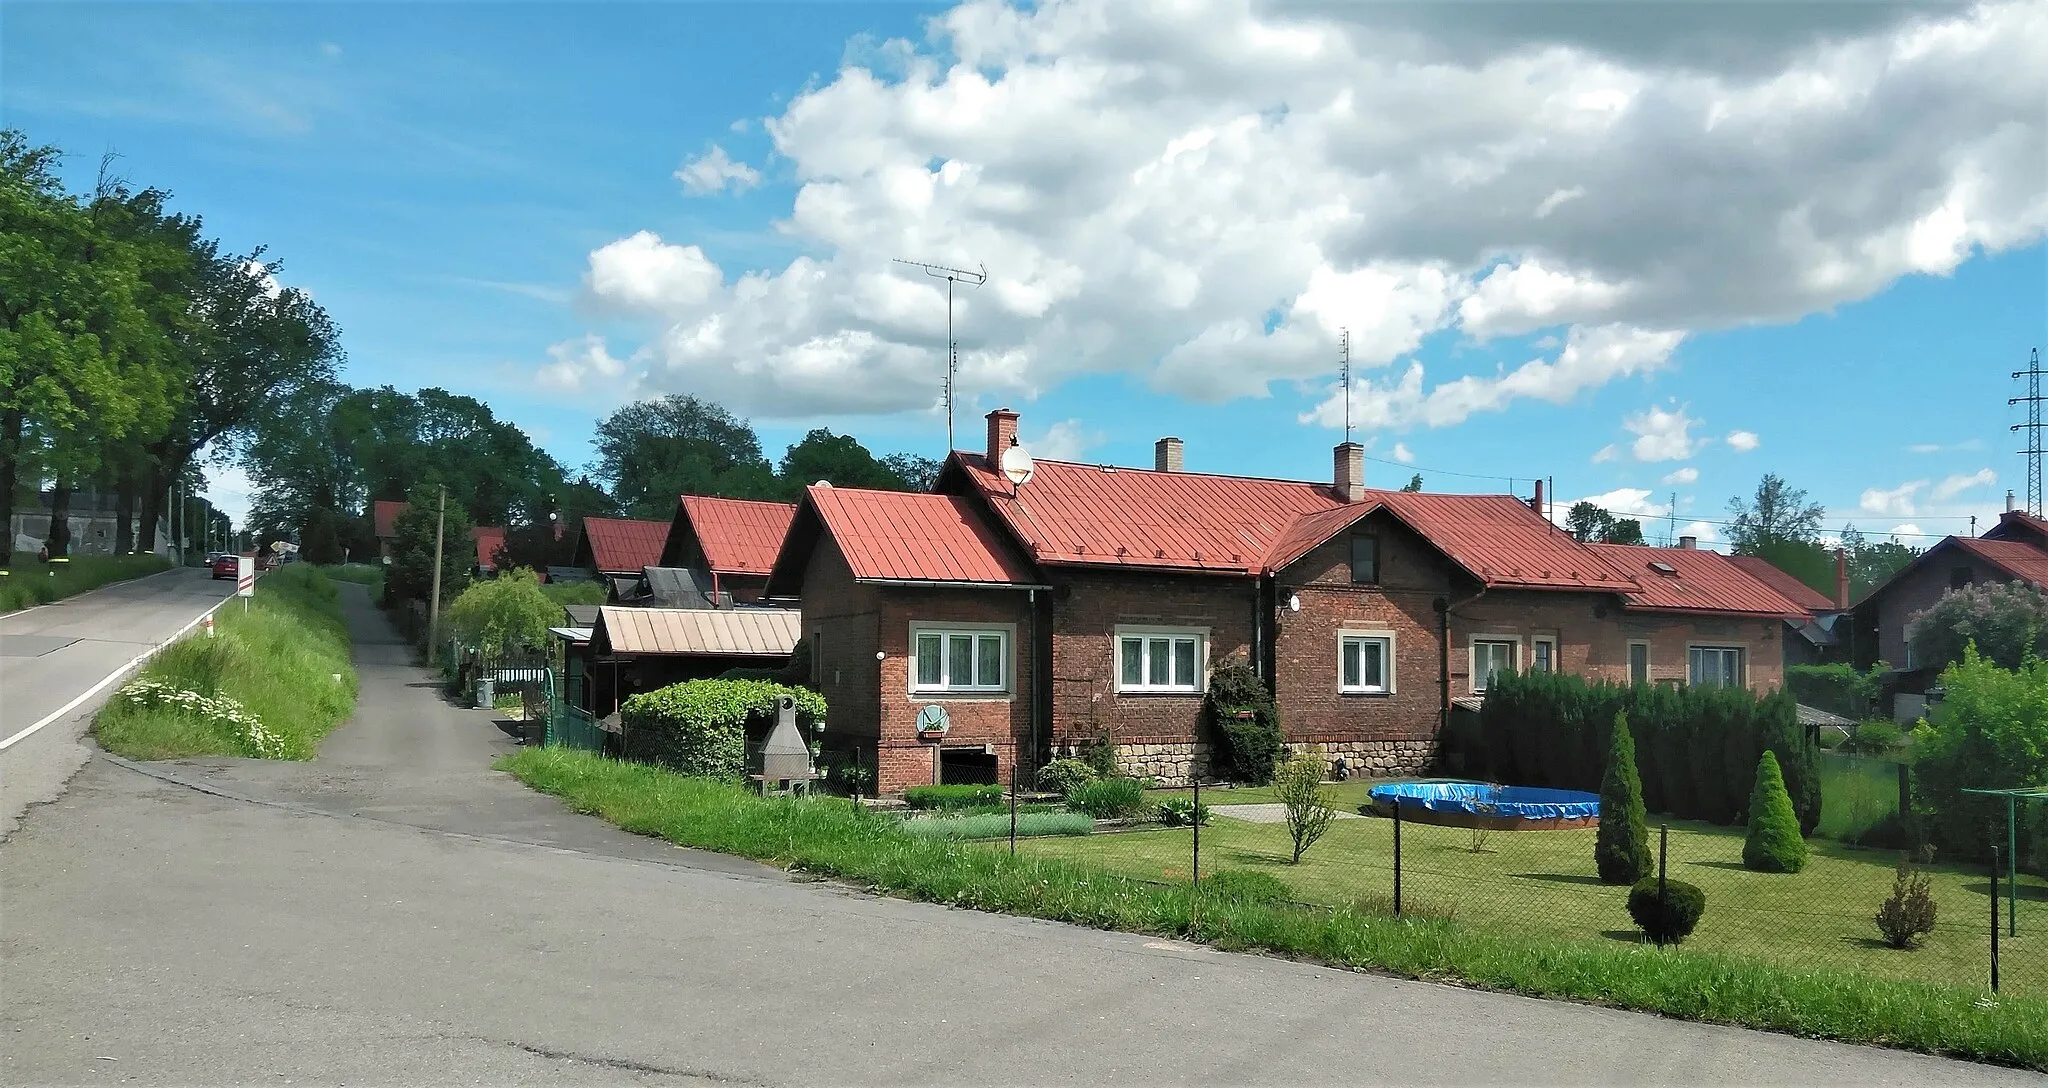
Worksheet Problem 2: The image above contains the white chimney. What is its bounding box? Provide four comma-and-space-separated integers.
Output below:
2008, 489, 2018, 513
1155, 437, 1184, 472
1334, 442, 1365, 503
1677, 535, 1698, 550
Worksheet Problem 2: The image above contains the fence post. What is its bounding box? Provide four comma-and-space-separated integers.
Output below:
1192, 767, 1202, 898
1393, 797, 1403, 918
1990, 842, 2001, 994
1656, 824, 1669, 949
1009, 761, 1018, 857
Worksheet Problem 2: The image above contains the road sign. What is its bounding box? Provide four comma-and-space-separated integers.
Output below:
237, 555, 255, 598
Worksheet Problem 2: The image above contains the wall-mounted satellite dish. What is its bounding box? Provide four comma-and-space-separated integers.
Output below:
1001, 440, 1035, 488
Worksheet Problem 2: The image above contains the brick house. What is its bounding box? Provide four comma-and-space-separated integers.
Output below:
658, 495, 796, 604
768, 408, 1816, 795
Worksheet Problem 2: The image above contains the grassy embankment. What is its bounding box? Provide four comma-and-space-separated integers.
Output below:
319, 562, 387, 602
1, 552, 172, 613
499, 746, 2048, 1071
94, 565, 357, 760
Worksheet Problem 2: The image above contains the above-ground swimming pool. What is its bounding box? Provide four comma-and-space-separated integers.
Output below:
1365, 781, 1602, 830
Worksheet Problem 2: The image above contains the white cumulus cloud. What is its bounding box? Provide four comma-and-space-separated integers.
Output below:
675, 144, 763, 195
1931, 467, 1997, 502
1390, 442, 1415, 464
1027, 418, 1101, 461
1860, 479, 1928, 517
1620, 404, 1701, 462
1726, 430, 1761, 452
1661, 466, 1699, 485
536, 334, 630, 392
583, 231, 723, 315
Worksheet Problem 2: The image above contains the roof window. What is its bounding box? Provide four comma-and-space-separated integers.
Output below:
1648, 561, 1679, 576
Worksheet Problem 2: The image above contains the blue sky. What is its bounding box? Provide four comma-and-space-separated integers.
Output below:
7, 1, 2044, 546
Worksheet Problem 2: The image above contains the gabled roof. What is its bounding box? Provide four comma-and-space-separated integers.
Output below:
373, 500, 410, 540
1984, 509, 2048, 546
1727, 554, 1838, 614
593, 605, 800, 657
1373, 491, 1639, 592
765, 485, 1038, 595
470, 526, 506, 570
575, 516, 669, 575
1952, 536, 2048, 585
670, 495, 795, 575
1591, 544, 1810, 618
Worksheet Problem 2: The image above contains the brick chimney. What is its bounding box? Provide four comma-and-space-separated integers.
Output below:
1834, 547, 1850, 609
1155, 437, 1184, 472
985, 407, 1019, 464
1677, 535, 1698, 550
1334, 442, 1366, 502
1529, 479, 1545, 516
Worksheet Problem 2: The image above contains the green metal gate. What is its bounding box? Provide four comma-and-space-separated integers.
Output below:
542, 663, 604, 752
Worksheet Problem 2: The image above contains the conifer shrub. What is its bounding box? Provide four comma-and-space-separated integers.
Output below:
1595, 710, 1653, 885
1627, 877, 1706, 943
1874, 859, 1938, 949
1743, 750, 1810, 873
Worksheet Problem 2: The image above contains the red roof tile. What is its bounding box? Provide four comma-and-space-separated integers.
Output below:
1592, 544, 1810, 618
800, 485, 1036, 585
579, 516, 669, 574
1728, 554, 1837, 613
1953, 536, 2048, 585
470, 526, 506, 570
372, 500, 410, 540
676, 496, 795, 575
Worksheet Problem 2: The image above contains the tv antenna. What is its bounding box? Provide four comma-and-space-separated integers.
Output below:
894, 257, 987, 453
2012, 347, 2045, 517
1339, 328, 1353, 445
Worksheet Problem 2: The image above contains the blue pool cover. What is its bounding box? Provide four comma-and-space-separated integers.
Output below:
1368, 781, 1601, 821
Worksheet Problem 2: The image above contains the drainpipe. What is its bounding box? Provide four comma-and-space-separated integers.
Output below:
1437, 585, 1490, 733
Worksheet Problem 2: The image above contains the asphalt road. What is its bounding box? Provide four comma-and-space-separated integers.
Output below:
0, 565, 236, 837
0, 585, 2035, 1086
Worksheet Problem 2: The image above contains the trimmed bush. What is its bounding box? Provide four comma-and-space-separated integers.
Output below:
1627, 878, 1706, 943
1066, 777, 1147, 819
899, 812, 1092, 840
1595, 710, 1653, 885
903, 784, 1004, 810
1839, 720, 1905, 756
1036, 757, 1097, 797
620, 679, 826, 780
1203, 869, 1291, 904
1875, 860, 1938, 950
1157, 797, 1212, 827
1205, 658, 1281, 785
1743, 751, 1809, 873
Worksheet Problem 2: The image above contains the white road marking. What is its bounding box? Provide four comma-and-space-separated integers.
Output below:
0, 592, 236, 751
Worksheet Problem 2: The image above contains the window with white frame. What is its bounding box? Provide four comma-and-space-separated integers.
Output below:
1531, 636, 1556, 674
912, 627, 1008, 694
1628, 641, 1650, 686
1689, 645, 1744, 688
1339, 632, 1393, 694
1471, 639, 1517, 693
1116, 628, 1205, 693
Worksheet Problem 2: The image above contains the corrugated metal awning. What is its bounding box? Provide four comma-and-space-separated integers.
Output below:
595, 606, 801, 657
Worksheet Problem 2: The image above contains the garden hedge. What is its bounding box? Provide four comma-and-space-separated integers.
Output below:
1626, 877, 1706, 943
1205, 659, 1281, 784
620, 679, 827, 779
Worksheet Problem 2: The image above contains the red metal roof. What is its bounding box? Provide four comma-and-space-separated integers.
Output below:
677, 495, 795, 575
1592, 544, 1810, 618
580, 516, 668, 574
1375, 491, 1639, 592
806, 485, 1036, 584
1727, 554, 1837, 613
372, 500, 410, 540
1953, 536, 2048, 585
471, 526, 506, 570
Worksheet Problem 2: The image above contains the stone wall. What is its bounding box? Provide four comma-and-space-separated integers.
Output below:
1108, 738, 1436, 786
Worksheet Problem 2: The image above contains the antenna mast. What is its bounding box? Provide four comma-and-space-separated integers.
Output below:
1339, 328, 1353, 445
893, 257, 988, 453
2011, 347, 2045, 517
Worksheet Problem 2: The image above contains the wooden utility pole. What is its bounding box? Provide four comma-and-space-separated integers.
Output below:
427, 485, 447, 665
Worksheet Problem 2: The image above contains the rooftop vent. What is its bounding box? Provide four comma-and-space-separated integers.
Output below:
1649, 561, 1679, 576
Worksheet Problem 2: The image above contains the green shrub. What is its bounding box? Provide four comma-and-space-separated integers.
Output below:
903, 784, 1004, 810
899, 812, 1092, 840
0, 551, 171, 612
1157, 797, 1212, 827
1875, 860, 1938, 950
1036, 757, 1097, 797
1272, 749, 1336, 864
1076, 728, 1120, 780
1786, 663, 1885, 721
1203, 869, 1291, 904
1204, 658, 1281, 785
1595, 710, 1653, 885
1840, 720, 1905, 755
620, 679, 826, 780
1911, 647, 2048, 866
1743, 751, 1809, 873
1066, 777, 1146, 818
1627, 878, 1706, 943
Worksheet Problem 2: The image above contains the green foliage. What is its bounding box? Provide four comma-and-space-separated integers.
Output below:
299, 507, 345, 565
93, 565, 356, 760
1907, 580, 2048, 672
0, 552, 169, 612
1839, 525, 1923, 602
1840, 720, 1905, 755
1563, 501, 1645, 544
1875, 860, 1939, 950
1035, 757, 1097, 797
1911, 647, 2048, 865
444, 568, 558, 665
1204, 658, 1281, 785
1400, 473, 1423, 493
383, 482, 472, 609
1203, 869, 1291, 904
1157, 797, 1212, 827
1066, 777, 1147, 819
318, 562, 385, 603
1076, 728, 1121, 780
903, 784, 1004, 810
1743, 751, 1809, 873
619, 679, 826, 780
1786, 663, 1887, 721
538, 578, 606, 607
1727, 473, 1825, 555
1595, 711, 1653, 885
1273, 749, 1336, 864
1627, 878, 1706, 944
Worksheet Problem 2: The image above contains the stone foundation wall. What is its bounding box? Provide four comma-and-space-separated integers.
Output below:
1111, 742, 1213, 787
1109, 738, 1436, 786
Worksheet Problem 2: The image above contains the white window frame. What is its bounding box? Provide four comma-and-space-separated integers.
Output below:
909, 622, 1014, 697
1627, 639, 1652, 686
1531, 636, 1557, 674
1469, 635, 1519, 694
1338, 629, 1396, 695
1687, 643, 1747, 689
1114, 626, 1209, 694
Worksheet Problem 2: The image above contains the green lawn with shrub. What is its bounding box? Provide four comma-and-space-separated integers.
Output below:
1, 552, 171, 613
498, 746, 2048, 1069
93, 565, 357, 760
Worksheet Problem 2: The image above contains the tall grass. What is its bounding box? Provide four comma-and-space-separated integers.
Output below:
900, 812, 1094, 840
499, 747, 2048, 1071
94, 565, 358, 760
0, 552, 171, 612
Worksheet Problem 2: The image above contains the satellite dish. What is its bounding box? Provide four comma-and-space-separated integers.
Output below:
814, 480, 832, 488
1001, 441, 1036, 488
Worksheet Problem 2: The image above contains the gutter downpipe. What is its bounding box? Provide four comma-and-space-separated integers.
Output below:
1438, 585, 1489, 736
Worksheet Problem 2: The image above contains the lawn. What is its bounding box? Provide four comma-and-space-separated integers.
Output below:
0, 551, 171, 612
1151, 777, 1382, 810
94, 565, 358, 760
1815, 751, 1904, 841
1016, 806, 2048, 998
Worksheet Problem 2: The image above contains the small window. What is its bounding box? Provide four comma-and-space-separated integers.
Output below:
1532, 637, 1555, 674
1949, 566, 1972, 589
1628, 641, 1650, 686
810, 630, 824, 684
1350, 535, 1380, 584
913, 628, 1007, 694
1472, 639, 1517, 693
1339, 633, 1393, 694
1689, 645, 1744, 688
1117, 630, 1205, 693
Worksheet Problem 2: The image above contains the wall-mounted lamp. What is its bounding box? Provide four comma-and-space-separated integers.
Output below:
1287, 594, 1301, 613
875, 650, 886, 661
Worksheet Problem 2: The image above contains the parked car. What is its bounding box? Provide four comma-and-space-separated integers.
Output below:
211, 554, 238, 580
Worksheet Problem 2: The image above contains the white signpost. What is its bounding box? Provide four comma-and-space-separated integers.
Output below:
237, 555, 255, 609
